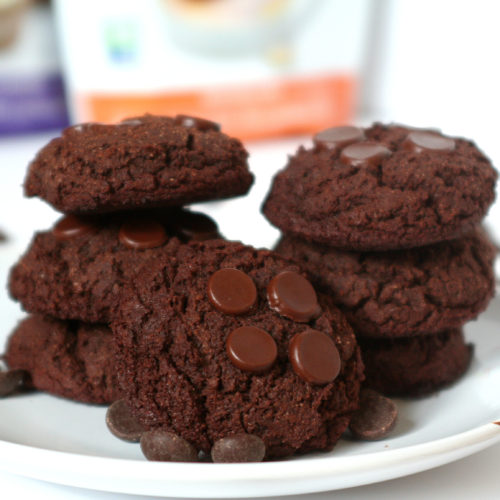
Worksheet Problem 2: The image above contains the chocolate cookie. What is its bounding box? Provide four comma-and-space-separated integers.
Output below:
9, 209, 219, 323
263, 124, 497, 250
25, 114, 253, 214
113, 239, 364, 459
275, 228, 495, 338
359, 329, 473, 397
5, 315, 120, 404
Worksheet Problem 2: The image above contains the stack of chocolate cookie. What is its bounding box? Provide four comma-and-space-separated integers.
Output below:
3, 114, 367, 461
264, 123, 498, 396
5, 113, 253, 403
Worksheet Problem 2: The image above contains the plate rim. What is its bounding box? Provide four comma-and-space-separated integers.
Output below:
0, 419, 499, 497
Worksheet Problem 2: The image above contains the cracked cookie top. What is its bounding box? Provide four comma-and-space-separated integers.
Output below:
263, 123, 497, 250
112, 239, 363, 459
25, 114, 253, 214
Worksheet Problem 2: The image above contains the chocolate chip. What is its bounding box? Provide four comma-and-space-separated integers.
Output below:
119, 118, 143, 126
169, 210, 221, 242
140, 429, 198, 462
349, 388, 398, 440
267, 271, 320, 322
53, 215, 97, 241
65, 122, 100, 134
289, 329, 341, 385
403, 130, 456, 153
211, 434, 266, 463
174, 114, 221, 132
0, 369, 28, 397
0, 229, 8, 242
106, 399, 145, 442
226, 326, 277, 373
119, 219, 168, 249
314, 126, 365, 150
208, 268, 257, 315
340, 142, 392, 167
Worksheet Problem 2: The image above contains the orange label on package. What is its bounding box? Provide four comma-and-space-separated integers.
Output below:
76, 74, 355, 141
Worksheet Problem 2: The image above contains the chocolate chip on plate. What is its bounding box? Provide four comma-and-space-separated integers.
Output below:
289, 329, 341, 385
349, 388, 398, 440
211, 433, 266, 463
208, 268, 257, 315
53, 215, 97, 241
226, 326, 277, 373
267, 271, 320, 322
140, 429, 198, 462
119, 219, 168, 249
314, 126, 366, 150
106, 399, 145, 442
0, 369, 28, 397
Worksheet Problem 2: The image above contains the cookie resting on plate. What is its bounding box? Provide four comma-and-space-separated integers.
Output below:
112, 239, 364, 459
359, 329, 473, 397
5, 315, 120, 404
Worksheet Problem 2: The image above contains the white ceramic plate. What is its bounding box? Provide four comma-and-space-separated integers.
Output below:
1, 238, 500, 498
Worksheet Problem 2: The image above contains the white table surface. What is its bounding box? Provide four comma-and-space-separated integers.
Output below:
1, 130, 499, 500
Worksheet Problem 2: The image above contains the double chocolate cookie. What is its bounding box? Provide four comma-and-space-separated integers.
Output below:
5, 315, 120, 404
9, 209, 220, 323
25, 114, 253, 214
113, 239, 364, 459
359, 329, 473, 396
263, 124, 497, 250
275, 228, 495, 338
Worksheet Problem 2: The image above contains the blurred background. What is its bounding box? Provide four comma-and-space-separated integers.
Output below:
1, 0, 500, 249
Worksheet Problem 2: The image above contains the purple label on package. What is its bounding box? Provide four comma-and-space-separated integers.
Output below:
0, 72, 69, 135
